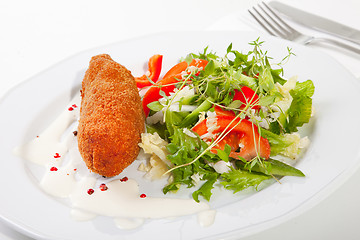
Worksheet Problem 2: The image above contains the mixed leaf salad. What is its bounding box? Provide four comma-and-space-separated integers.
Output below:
135, 39, 314, 202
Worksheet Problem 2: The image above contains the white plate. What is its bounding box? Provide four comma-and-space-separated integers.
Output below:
1, 31, 360, 240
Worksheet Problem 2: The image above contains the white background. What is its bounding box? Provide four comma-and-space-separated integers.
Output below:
1, 0, 360, 239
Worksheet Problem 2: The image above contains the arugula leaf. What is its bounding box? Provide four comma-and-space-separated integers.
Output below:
236, 158, 305, 177
228, 49, 250, 70
163, 126, 220, 197
192, 172, 219, 202
163, 165, 195, 194
164, 128, 202, 193
165, 110, 188, 136
271, 68, 286, 85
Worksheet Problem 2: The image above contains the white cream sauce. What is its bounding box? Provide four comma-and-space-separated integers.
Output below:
197, 209, 217, 227
14, 93, 213, 229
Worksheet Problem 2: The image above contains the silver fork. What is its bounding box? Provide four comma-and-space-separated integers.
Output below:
248, 2, 360, 54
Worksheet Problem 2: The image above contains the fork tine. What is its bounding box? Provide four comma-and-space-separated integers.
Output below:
249, 5, 287, 38
248, 8, 276, 36
261, 2, 298, 34
249, 1, 302, 41
248, 2, 360, 53
257, 4, 290, 36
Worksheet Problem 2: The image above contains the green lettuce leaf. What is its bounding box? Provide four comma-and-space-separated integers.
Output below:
271, 68, 286, 85
286, 80, 314, 132
221, 168, 271, 193
233, 70, 258, 90
192, 172, 219, 202
261, 128, 292, 156
163, 126, 219, 197
236, 158, 305, 177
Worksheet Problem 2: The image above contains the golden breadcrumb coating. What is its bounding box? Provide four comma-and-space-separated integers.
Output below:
78, 54, 145, 177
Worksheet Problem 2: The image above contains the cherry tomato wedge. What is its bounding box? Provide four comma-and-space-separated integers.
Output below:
233, 86, 260, 110
142, 58, 208, 116
162, 61, 188, 79
192, 115, 270, 161
214, 105, 236, 117
135, 54, 163, 88
189, 58, 208, 73
213, 86, 260, 116
142, 73, 182, 116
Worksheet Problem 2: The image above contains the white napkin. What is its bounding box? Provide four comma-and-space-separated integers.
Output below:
206, 6, 360, 79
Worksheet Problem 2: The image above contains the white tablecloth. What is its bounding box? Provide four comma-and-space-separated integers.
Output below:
1, 0, 360, 239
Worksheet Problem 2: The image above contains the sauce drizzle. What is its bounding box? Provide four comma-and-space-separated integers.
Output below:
14, 93, 213, 229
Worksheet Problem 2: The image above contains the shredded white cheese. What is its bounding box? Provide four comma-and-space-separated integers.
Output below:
138, 132, 168, 162
191, 173, 202, 185
183, 128, 197, 138
200, 111, 219, 139
158, 86, 196, 113
272, 75, 297, 113
208, 161, 231, 174
146, 111, 164, 125
138, 132, 173, 180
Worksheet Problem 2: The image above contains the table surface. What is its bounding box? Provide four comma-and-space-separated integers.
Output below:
1, 0, 360, 239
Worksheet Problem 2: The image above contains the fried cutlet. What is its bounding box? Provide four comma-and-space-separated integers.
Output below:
77, 54, 145, 177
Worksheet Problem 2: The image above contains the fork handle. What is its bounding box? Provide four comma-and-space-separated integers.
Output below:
310, 37, 360, 55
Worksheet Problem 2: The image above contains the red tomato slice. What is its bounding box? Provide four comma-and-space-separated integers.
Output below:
135, 55, 163, 88
233, 86, 260, 110
213, 86, 260, 117
189, 59, 208, 73
162, 58, 208, 78
192, 115, 270, 161
162, 61, 188, 79
142, 74, 181, 116
214, 105, 236, 117
142, 58, 208, 116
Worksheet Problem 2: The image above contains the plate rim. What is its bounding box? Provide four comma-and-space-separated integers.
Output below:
2, 30, 360, 240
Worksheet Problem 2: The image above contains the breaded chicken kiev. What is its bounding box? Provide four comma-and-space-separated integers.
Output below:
78, 54, 145, 177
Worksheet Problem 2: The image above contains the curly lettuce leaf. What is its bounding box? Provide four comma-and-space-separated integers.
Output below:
286, 80, 314, 132
221, 168, 271, 193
